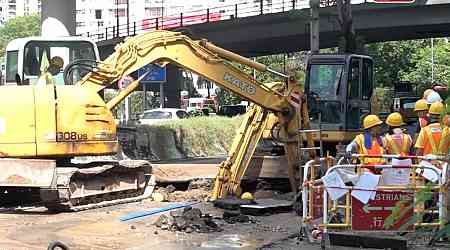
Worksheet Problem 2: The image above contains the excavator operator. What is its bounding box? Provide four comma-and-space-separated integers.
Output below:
48, 56, 64, 76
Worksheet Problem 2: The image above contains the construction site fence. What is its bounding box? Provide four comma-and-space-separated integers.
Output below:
302, 154, 449, 232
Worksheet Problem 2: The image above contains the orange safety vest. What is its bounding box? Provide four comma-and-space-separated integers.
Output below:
355, 134, 386, 167
383, 133, 411, 155
422, 124, 449, 155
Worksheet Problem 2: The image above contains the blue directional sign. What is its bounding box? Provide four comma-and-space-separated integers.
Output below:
137, 64, 166, 83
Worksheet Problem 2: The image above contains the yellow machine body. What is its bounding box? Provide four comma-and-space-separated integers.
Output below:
0, 85, 117, 158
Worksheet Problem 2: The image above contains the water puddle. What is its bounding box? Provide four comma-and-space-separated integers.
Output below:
200, 234, 254, 248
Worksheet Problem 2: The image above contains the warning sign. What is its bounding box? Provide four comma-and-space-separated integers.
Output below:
352, 190, 414, 231
311, 187, 323, 219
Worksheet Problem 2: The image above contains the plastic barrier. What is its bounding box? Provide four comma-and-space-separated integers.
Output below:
302, 154, 449, 233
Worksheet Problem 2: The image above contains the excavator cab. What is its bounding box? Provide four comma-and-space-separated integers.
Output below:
3, 37, 99, 86
305, 54, 373, 146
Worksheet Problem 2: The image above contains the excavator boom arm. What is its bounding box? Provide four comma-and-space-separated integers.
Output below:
74, 30, 314, 199
76, 30, 287, 112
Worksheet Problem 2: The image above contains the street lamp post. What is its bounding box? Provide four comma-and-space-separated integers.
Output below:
431, 38, 435, 83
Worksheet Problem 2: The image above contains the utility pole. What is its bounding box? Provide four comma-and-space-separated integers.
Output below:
431, 38, 435, 83
310, 0, 320, 54
336, 0, 356, 53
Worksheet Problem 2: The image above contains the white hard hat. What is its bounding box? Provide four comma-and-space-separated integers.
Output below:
425, 91, 442, 104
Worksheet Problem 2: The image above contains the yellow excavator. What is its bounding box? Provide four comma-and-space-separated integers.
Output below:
1, 29, 376, 208
0, 30, 315, 210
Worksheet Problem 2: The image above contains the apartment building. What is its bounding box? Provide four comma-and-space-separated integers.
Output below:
0, 0, 40, 25
75, 0, 260, 35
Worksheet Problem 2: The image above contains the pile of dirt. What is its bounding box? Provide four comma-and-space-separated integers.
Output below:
152, 179, 213, 202
154, 206, 221, 233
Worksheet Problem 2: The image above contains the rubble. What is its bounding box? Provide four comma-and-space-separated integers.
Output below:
188, 178, 213, 190
222, 209, 255, 224
154, 206, 222, 233
168, 189, 210, 202
152, 179, 213, 202
151, 192, 168, 202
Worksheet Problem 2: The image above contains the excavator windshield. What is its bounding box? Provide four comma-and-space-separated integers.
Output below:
23, 41, 96, 85
5, 38, 98, 85
305, 54, 374, 134
308, 64, 343, 100
307, 63, 344, 124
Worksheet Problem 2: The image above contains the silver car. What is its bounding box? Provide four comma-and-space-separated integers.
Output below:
138, 108, 189, 125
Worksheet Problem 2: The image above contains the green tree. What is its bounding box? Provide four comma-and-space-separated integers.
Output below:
367, 40, 426, 87
400, 38, 450, 92
0, 14, 40, 57
215, 87, 242, 106
216, 52, 306, 105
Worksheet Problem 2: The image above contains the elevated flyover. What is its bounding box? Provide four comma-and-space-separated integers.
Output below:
89, 1, 450, 57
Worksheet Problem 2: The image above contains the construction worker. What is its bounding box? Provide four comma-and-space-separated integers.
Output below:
422, 89, 434, 100
48, 56, 64, 76
413, 99, 429, 146
415, 102, 449, 157
425, 90, 443, 105
414, 99, 429, 129
443, 102, 449, 126
383, 112, 412, 155
346, 115, 386, 172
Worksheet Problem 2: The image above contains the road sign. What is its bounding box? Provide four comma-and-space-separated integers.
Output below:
352, 190, 414, 231
118, 75, 133, 90
373, 0, 415, 3
137, 64, 166, 83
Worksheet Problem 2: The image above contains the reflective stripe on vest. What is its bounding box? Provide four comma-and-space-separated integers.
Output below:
356, 134, 385, 165
385, 134, 410, 155
423, 125, 448, 155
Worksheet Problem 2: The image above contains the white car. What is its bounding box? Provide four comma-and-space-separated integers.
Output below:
138, 108, 189, 125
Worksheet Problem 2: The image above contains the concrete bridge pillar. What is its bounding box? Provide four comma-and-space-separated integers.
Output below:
164, 65, 182, 109
41, 0, 76, 36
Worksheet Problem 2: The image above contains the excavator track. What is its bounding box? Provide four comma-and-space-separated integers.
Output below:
45, 181, 155, 212
42, 159, 155, 212
0, 159, 154, 212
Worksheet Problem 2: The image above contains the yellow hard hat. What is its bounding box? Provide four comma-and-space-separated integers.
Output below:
240, 192, 254, 201
428, 101, 444, 115
414, 99, 428, 112
50, 56, 64, 68
386, 112, 405, 127
423, 89, 433, 99
363, 115, 383, 129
